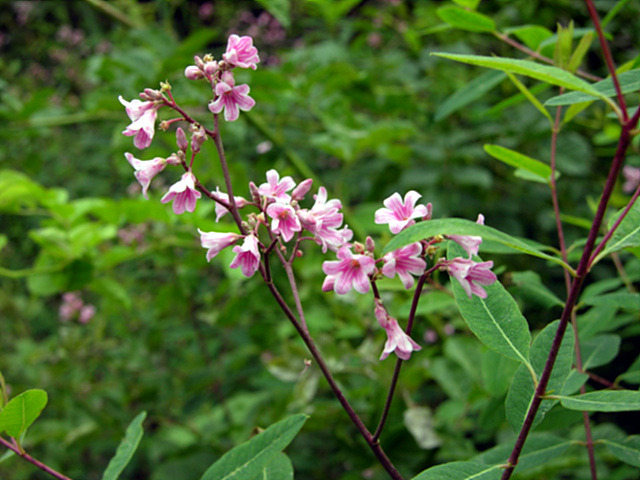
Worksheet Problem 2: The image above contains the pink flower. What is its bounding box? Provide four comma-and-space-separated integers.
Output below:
266, 201, 302, 242
445, 257, 497, 299
118, 96, 160, 149
199, 229, 241, 261
213, 187, 249, 222
381, 242, 426, 289
298, 187, 350, 252
258, 169, 296, 201
223, 34, 260, 70
380, 318, 422, 361
322, 246, 376, 295
229, 234, 261, 277
447, 214, 485, 258
622, 165, 640, 193
161, 172, 201, 214
375, 191, 429, 234
78, 305, 96, 324
208, 72, 255, 122
124, 153, 167, 199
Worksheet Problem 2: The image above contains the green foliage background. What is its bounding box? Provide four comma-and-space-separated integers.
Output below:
1, 1, 640, 479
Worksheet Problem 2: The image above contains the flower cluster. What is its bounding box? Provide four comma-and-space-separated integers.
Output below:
198, 169, 352, 278
120, 35, 260, 213
117, 34, 498, 365
59, 292, 96, 324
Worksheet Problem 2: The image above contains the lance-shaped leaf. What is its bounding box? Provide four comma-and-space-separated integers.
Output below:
412, 460, 501, 480
602, 436, 640, 468
435, 70, 506, 121
505, 321, 575, 432
432, 53, 607, 102
436, 6, 496, 33
101, 411, 147, 480
383, 218, 570, 271
447, 243, 532, 366
594, 199, 640, 262
546, 68, 640, 105
261, 452, 294, 480
0, 389, 48, 438
200, 414, 307, 480
484, 145, 554, 183
557, 390, 640, 412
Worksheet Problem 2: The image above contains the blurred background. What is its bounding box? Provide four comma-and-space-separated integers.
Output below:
1, 1, 640, 479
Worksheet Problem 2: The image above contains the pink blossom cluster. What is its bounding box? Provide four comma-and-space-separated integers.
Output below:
198, 169, 353, 278
59, 292, 96, 324
184, 34, 259, 121
119, 35, 260, 215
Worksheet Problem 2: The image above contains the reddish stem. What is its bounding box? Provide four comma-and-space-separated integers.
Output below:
0, 437, 73, 480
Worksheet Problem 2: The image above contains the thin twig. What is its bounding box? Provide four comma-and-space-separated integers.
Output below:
0, 437, 73, 480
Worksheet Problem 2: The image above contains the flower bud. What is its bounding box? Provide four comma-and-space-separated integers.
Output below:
166, 153, 182, 166
140, 88, 162, 101
194, 55, 205, 70
204, 60, 219, 76
249, 181, 261, 204
184, 65, 204, 80
365, 236, 375, 254
190, 126, 207, 153
291, 179, 313, 201
353, 241, 365, 254
176, 127, 188, 152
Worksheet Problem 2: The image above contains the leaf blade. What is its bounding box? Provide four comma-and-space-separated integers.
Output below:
0, 389, 48, 438
200, 414, 307, 480
101, 411, 147, 480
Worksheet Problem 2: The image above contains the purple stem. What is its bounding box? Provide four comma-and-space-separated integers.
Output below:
0, 437, 73, 480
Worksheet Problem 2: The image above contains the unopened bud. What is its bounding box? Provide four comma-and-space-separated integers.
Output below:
176, 127, 188, 152
365, 236, 375, 253
140, 88, 162, 101
184, 65, 204, 80
194, 55, 205, 70
423, 202, 433, 221
190, 126, 207, 153
249, 181, 261, 203
296, 250, 303, 257
159, 120, 169, 131
291, 178, 313, 201
353, 241, 365, 254
204, 61, 219, 76
166, 153, 182, 166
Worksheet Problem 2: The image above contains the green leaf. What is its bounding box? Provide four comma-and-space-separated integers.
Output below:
545, 68, 640, 105
436, 6, 495, 33
602, 436, 640, 467
101, 411, 147, 480
581, 335, 621, 370
506, 25, 553, 51
503, 70, 553, 121
451, 0, 481, 9
474, 433, 571, 473
618, 353, 640, 384
433, 53, 605, 100
383, 218, 569, 270
481, 349, 519, 396
260, 452, 293, 480
582, 292, 640, 311
200, 414, 307, 480
447, 243, 532, 365
254, 0, 290, 28
0, 389, 48, 438
411, 461, 501, 480
0, 235, 7, 253
595, 200, 640, 261
567, 32, 594, 73
484, 145, 553, 183
435, 70, 506, 121
557, 390, 640, 412
505, 321, 574, 432
510, 271, 564, 309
